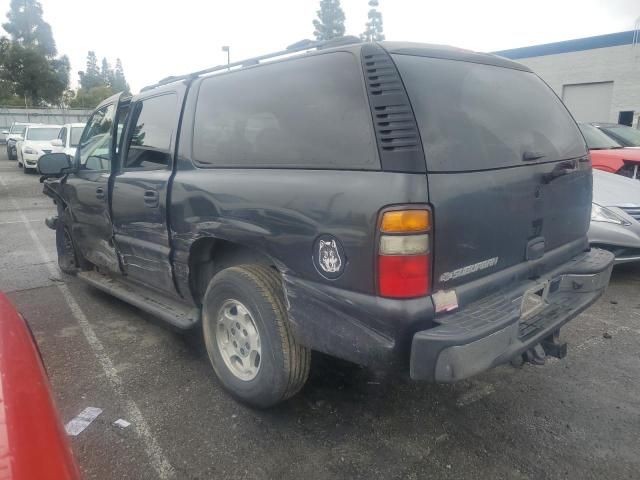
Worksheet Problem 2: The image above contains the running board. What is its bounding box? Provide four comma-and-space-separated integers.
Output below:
77, 270, 199, 329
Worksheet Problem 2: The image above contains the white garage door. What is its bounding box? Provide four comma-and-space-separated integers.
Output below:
562, 82, 613, 123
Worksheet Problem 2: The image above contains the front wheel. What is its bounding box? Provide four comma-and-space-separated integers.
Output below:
202, 265, 310, 408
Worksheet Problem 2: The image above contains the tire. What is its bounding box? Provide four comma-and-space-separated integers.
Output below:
202, 265, 310, 408
8, 147, 16, 161
22, 163, 29, 174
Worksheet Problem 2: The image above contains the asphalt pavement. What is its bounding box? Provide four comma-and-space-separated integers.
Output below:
0, 150, 638, 480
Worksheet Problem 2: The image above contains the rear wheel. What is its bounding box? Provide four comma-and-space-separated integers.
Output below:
202, 265, 310, 408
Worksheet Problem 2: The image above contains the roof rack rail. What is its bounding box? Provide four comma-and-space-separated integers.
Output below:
141, 35, 362, 92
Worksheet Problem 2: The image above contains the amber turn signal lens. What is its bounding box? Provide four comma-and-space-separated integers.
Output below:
380, 210, 430, 233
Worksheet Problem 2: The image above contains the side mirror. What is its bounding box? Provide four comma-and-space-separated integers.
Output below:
38, 153, 72, 176
50, 138, 64, 147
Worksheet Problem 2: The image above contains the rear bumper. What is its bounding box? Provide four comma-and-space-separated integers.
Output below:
410, 248, 614, 382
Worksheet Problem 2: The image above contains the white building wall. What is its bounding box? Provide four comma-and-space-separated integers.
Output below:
515, 44, 640, 127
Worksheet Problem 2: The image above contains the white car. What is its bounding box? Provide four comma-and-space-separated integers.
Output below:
50, 123, 86, 158
3, 122, 34, 160
17, 125, 62, 173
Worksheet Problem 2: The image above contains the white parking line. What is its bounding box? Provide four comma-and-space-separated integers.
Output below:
0, 176, 176, 480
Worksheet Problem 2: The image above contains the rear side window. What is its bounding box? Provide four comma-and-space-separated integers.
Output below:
123, 94, 177, 170
192, 52, 378, 169
393, 55, 587, 171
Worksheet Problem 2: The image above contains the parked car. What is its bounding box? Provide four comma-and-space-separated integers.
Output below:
590, 169, 640, 264
3, 122, 34, 160
579, 123, 640, 178
0, 292, 81, 479
39, 38, 614, 407
50, 123, 86, 158
17, 124, 62, 173
591, 122, 640, 149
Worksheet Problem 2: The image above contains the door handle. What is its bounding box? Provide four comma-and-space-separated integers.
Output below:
143, 189, 159, 208
95, 187, 105, 199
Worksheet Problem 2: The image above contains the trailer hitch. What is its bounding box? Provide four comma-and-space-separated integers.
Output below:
513, 331, 567, 367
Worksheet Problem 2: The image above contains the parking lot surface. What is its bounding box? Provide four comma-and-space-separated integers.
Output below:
0, 150, 639, 480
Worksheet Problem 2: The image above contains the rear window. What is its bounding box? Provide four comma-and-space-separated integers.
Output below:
192, 52, 378, 169
393, 55, 587, 171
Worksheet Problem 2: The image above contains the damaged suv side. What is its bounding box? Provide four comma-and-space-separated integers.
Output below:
40, 38, 614, 407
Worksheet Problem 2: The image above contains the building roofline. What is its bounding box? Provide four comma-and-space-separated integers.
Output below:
492, 30, 637, 60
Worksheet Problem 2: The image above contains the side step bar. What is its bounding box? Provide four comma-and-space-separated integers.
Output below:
77, 270, 199, 330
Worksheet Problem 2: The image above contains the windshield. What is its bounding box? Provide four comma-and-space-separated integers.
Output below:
393, 55, 586, 171
579, 123, 622, 150
71, 127, 84, 147
26, 127, 61, 141
11, 125, 27, 135
601, 125, 640, 147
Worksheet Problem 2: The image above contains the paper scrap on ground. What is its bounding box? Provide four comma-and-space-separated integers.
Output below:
114, 419, 131, 429
65, 407, 103, 436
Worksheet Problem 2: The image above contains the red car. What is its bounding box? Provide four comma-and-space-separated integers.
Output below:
0, 293, 81, 480
579, 123, 640, 178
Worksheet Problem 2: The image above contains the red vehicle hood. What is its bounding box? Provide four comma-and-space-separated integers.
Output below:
590, 147, 640, 174
0, 293, 81, 480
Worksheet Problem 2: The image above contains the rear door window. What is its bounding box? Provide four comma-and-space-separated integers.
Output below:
393, 55, 587, 171
123, 94, 177, 170
192, 52, 378, 170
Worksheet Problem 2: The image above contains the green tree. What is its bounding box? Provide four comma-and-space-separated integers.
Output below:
361, 0, 385, 42
68, 85, 113, 108
78, 50, 102, 89
2, 0, 56, 56
101, 57, 113, 87
0, 40, 69, 105
112, 58, 130, 94
0, 0, 69, 105
69, 54, 130, 107
313, 0, 345, 41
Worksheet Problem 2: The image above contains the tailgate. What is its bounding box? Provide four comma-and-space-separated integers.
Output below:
393, 54, 591, 290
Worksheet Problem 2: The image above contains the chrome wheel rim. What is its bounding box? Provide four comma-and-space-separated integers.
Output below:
215, 299, 261, 381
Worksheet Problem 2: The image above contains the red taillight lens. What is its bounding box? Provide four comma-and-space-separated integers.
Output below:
377, 207, 432, 299
378, 254, 430, 298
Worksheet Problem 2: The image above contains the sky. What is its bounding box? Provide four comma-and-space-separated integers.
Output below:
0, 0, 639, 93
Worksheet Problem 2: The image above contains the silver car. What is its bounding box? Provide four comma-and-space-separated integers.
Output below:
590, 169, 640, 264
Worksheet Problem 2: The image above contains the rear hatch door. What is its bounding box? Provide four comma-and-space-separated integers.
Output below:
392, 53, 591, 292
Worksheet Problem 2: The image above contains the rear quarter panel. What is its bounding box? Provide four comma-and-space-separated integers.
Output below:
169, 164, 429, 297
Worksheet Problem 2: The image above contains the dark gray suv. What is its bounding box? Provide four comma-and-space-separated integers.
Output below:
39, 38, 614, 407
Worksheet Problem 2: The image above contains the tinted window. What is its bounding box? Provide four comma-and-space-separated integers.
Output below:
123, 94, 176, 170
26, 127, 60, 141
579, 124, 622, 150
393, 55, 587, 171
70, 127, 84, 147
79, 104, 116, 171
193, 52, 377, 169
58, 127, 67, 141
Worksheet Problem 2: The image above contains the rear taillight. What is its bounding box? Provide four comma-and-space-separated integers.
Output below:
377, 208, 432, 298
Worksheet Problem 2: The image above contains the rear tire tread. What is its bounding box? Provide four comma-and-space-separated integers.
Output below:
225, 265, 310, 401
